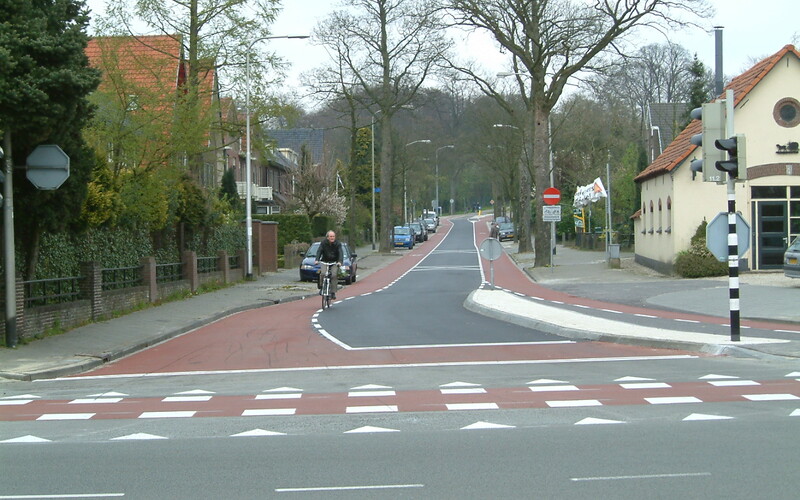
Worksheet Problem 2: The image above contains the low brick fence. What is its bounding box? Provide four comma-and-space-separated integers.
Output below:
2, 249, 246, 343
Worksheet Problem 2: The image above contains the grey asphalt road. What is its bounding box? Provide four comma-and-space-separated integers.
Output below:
3, 416, 797, 499
318, 217, 569, 348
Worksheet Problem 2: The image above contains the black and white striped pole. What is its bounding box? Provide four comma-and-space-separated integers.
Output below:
714, 89, 745, 342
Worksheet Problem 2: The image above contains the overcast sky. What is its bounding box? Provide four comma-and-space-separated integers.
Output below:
86, 0, 799, 100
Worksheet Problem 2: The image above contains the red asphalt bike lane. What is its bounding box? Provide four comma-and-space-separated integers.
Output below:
81, 217, 693, 378
473, 216, 800, 333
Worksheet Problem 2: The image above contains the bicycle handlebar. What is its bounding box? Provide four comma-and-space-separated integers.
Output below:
318, 261, 338, 266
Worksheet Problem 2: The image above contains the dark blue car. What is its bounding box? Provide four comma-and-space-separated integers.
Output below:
299, 241, 358, 284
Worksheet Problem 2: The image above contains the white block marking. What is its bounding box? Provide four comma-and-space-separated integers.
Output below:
242, 408, 296, 416
645, 397, 702, 405
139, 411, 196, 419
742, 393, 799, 402
546, 400, 602, 408
37, 413, 95, 420
345, 405, 398, 414
446, 403, 499, 411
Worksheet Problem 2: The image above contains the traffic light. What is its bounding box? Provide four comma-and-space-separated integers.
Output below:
689, 101, 726, 182
715, 134, 746, 179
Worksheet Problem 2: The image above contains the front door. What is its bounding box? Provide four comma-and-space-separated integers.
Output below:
756, 201, 787, 269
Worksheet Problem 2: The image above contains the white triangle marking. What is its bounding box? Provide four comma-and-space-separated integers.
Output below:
461, 421, 515, 430
344, 426, 399, 434
87, 391, 129, 397
1, 394, 41, 399
1, 435, 52, 443
264, 387, 304, 393
174, 389, 215, 395
527, 379, 567, 385
440, 381, 481, 388
614, 376, 655, 382
575, 417, 625, 425
699, 374, 739, 380
111, 433, 167, 440
231, 429, 286, 437
350, 384, 393, 390
790, 409, 800, 416
785, 372, 800, 377
683, 413, 734, 421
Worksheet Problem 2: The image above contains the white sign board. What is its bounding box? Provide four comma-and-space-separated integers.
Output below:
542, 205, 562, 222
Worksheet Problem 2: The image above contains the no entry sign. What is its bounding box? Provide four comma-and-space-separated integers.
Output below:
543, 187, 561, 205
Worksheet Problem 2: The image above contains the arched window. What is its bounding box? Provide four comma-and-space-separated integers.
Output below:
666, 197, 672, 234
657, 199, 663, 234
648, 201, 655, 234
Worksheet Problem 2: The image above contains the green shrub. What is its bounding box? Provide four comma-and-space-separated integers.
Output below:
674, 221, 727, 278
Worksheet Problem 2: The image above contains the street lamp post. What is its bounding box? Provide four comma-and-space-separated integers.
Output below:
244, 35, 307, 278
435, 145, 454, 215
405, 139, 431, 223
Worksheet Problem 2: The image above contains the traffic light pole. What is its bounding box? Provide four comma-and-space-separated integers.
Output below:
723, 90, 740, 342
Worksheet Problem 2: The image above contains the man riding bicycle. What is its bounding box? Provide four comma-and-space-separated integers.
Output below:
315, 230, 344, 300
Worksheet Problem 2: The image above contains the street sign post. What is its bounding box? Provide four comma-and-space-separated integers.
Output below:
542, 205, 562, 222
479, 237, 503, 288
26, 144, 70, 190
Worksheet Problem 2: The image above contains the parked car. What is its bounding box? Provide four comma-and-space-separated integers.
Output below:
299, 241, 358, 284
497, 222, 515, 241
785, 236, 800, 278
409, 221, 427, 242
423, 218, 436, 233
393, 226, 415, 249
495, 216, 510, 224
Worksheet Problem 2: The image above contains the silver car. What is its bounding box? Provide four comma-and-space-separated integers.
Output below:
784, 236, 800, 278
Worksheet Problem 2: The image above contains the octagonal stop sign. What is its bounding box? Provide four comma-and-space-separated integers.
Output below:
26, 145, 70, 190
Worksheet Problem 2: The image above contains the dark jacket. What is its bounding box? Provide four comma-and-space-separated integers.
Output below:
316, 239, 343, 264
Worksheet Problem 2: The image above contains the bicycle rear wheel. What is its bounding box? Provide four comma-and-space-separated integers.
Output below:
321, 276, 330, 309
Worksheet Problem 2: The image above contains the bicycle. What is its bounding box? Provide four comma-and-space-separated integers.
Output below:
319, 261, 337, 310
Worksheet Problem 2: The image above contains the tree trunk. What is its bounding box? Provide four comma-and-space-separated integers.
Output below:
379, 113, 393, 253
533, 105, 552, 267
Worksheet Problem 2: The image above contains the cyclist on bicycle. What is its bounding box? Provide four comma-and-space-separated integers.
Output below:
315, 230, 343, 300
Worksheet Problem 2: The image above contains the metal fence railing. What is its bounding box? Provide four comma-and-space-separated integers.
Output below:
102, 266, 144, 291
197, 256, 218, 274
156, 262, 183, 283
23, 276, 83, 308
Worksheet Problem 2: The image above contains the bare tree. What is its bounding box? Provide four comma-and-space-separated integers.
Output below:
446, 0, 711, 265
314, 0, 450, 252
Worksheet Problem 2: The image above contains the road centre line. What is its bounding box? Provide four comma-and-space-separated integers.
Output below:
276, 484, 423, 493
0, 495, 126, 499
570, 472, 711, 482
43, 355, 697, 381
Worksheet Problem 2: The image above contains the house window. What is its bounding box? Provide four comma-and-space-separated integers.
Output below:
752, 186, 787, 199
657, 199, 663, 234
666, 197, 672, 233
774, 98, 800, 128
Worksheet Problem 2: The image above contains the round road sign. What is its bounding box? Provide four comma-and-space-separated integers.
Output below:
479, 237, 503, 261
543, 187, 561, 205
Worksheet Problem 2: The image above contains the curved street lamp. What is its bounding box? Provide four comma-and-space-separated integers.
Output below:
405, 139, 431, 224
244, 35, 308, 278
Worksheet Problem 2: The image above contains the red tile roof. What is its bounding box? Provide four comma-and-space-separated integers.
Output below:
635, 44, 800, 183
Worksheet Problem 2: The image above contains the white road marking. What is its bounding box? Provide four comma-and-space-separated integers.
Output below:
37, 413, 95, 421
441, 388, 486, 395
162, 396, 211, 402
0, 494, 125, 499
529, 385, 579, 392
742, 393, 799, 401
111, 433, 167, 440
345, 405, 398, 414
348, 390, 396, 397
446, 403, 499, 411
570, 472, 711, 482
138, 411, 196, 419
275, 484, 423, 493
575, 417, 625, 425
683, 413, 734, 421
0, 435, 52, 443
461, 421, 515, 430
231, 429, 286, 437
707, 380, 760, 387
619, 383, 671, 389
255, 393, 302, 400
69, 398, 123, 404
344, 426, 399, 433
242, 408, 296, 416
41, 355, 698, 381
546, 400, 602, 408
645, 396, 702, 405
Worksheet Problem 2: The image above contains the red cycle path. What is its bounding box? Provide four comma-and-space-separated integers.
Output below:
83, 218, 694, 378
